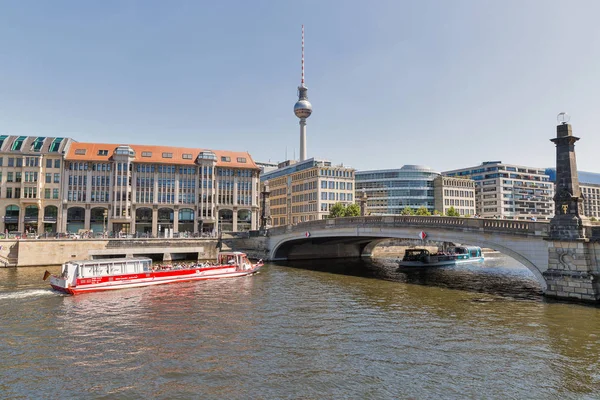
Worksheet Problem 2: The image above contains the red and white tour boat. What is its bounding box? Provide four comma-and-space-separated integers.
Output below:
46, 252, 263, 295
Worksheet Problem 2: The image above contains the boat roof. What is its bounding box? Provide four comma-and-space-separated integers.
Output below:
218, 251, 246, 255
68, 257, 153, 264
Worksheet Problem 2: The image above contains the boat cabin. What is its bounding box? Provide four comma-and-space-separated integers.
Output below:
402, 249, 430, 262
60, 257, 153, 280
451, 246, 482, 258
217, 252, 251, 268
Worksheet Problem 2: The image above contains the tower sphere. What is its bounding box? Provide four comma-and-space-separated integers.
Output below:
294, 99, 312, 119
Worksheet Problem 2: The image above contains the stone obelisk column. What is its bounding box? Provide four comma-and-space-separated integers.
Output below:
544, 116, 599, 302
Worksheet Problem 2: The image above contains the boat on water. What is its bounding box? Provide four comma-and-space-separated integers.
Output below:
398, 246, 484, 267
45, 251, 263, 295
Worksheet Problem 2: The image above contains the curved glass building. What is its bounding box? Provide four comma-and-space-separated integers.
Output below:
355, 165, 439, 215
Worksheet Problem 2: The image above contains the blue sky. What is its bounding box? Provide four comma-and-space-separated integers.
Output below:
1, 0, 600, 172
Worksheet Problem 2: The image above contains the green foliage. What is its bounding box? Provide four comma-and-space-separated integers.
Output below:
401, 206, 414, 215
433, 210, 442, 216
446, 206, 460, 217
345, 203, 361, 217
328, 203, 347, 218
328, 203, 361, 218
591, 216, 598, 222
415, 206, 431, 216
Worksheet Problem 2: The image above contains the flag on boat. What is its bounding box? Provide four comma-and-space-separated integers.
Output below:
305, 231, 311, 238
418, 231, 427, 240
42, 270, 51, 281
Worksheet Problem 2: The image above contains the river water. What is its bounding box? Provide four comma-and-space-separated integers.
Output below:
1, 255, 599, 399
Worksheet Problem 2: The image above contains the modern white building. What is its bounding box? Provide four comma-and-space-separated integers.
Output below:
444, 161, 554, 220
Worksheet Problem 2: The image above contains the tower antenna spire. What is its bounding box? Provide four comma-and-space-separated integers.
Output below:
301, 24, 305, 85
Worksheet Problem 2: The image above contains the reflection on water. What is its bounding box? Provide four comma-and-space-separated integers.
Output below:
0, 255, 599, 399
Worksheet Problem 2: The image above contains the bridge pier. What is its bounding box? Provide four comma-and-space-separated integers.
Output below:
543, 120, 600, 303
544, 241, 600, 302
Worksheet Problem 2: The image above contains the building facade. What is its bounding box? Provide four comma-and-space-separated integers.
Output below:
260, 158, 355, 227
355, 166, 439, 215
433, 176, 476, 216
0, 135, 73, 234
62, 143, 261, 236
444, 161, 554, 220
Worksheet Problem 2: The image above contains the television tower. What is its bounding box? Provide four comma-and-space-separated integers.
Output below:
294, 25, 312, 161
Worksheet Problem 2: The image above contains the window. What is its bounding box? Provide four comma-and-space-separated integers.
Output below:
16, 158, 22, 167
32, 137, 45, 152
45, 188, 51, 199
142, 151, 152, 157
46, 159, 52, 168
182, 154, 193, 160
54, 173, 60, 183
11, 136, 27, 151
49, 138, 64, 152
15, 172, 21, 183
74, 149, 87, 155
162, 152, 173, 158
97, 150, 109, 156
7, 158, 14, 167
6, 188, 12, 198
221, 156, 231, 162
7, 172, 13, 182
52, 188, 59, 199
237, 157, 247, 163
54, 159, 60, 168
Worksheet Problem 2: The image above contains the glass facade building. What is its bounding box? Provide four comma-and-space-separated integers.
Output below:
355, 166, 439, 215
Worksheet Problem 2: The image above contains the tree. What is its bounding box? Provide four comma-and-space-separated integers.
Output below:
591, 216, 598, 222
328, 203, 346, 218
415, 206, 431, 216
345, 203, 361, 217
401, 206, 414, 215
446, 206, 460, 217
433, 210, 442, 216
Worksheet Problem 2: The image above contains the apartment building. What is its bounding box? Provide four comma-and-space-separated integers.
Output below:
260, 158, 355, 227
444, 161, 554, 220
0, 135, 73, 234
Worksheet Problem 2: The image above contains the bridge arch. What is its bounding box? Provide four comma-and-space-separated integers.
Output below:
268, 216, 550, 291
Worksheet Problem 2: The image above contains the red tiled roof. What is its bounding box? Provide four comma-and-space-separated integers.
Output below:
65, 142, 259, 169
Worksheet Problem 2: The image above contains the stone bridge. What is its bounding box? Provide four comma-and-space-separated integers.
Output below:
267, 216, 600, 293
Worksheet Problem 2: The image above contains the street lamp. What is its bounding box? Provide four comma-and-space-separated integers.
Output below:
360, 189, 368, 217
103, 209, 107, 238
260, 181, 271, 233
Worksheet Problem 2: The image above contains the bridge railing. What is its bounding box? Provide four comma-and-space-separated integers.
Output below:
267, 216, 550, 236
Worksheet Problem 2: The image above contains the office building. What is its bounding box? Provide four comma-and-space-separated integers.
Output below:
260, 158, 355, 226
433, 176, 476, 216
355, 166, 439, 215
63, 142, 261, 235
444, 161, 554, 220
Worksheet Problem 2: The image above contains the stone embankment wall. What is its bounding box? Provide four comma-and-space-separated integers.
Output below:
0, 238, 226, 267
223, 237, 269, 260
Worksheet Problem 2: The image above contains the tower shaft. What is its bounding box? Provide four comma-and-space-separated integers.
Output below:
299, 118, 307, 161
